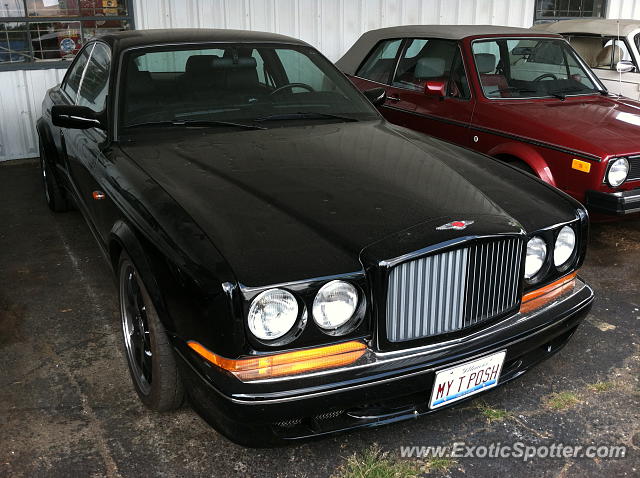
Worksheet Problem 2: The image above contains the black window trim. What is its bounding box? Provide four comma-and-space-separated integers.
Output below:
0, 0, 134, 71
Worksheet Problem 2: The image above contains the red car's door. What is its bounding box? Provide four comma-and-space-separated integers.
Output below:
348, 38, 417, 127
384, 39, 475, 148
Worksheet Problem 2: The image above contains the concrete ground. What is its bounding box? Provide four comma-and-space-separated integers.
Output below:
0, 159, 638, 478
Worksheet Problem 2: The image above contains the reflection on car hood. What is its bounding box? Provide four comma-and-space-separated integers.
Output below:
120, 121, 576, 286
476, 95, 640, 158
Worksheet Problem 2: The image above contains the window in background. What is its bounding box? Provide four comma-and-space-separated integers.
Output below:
534, 0, 607, 24
0, 0, 133, 67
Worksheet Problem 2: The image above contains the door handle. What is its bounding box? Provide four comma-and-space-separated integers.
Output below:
387, 95, 401, 102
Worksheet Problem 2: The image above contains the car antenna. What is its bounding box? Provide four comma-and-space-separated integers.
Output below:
617, 18, 622, 98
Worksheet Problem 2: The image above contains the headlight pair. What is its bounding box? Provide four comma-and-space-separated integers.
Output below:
524, 225, 576, 280
247, 280, 359, 342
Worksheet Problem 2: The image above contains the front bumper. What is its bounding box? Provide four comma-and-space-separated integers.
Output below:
176, 278, 594, 446
586, 188, 640, 215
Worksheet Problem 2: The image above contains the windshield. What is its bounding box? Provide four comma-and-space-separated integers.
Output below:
120, 43, 378, 128
472, 38, 601, 99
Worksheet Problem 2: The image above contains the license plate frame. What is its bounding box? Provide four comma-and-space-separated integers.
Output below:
428, 350, 506, 409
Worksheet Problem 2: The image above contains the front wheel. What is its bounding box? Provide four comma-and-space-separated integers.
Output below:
118, 253, 184, 411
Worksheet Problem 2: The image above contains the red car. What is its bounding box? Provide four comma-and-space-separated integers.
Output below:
337, 25, 640, 216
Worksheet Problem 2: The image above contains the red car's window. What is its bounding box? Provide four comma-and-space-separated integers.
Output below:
355, 39, 402, 84
472, 38, 600, 99
392, 38, 458, 92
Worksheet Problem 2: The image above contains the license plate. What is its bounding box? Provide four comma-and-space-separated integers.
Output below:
429, 350, 506, 409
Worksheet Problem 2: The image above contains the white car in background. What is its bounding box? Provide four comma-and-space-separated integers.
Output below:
534, 19, 640, 100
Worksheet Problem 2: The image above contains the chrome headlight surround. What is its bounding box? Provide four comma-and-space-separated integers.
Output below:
553, 225, 577, 270
523, 218, 584, 290
247, 288, 306, 345
606, 157, 629, 187
313, 280, 359, 331
524, 235, 548, 281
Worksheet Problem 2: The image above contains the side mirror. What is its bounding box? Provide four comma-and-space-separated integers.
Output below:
616, 60, 635, 73
425, 80, 446, 97
52, 105, 104, 130
363, 87, 386, 106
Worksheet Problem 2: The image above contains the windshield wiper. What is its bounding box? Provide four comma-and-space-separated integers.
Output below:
125, 119, 266, 130
547, 88, 596, 100
548, 91, 567, 100
253, 112, 359, 123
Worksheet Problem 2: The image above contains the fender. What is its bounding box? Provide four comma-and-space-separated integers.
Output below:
108, 219, 174, 331
36, 118, 59, 167
487, 141, 557, 187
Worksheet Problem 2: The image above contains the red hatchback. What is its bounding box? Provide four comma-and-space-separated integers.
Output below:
337, 25, 640, 216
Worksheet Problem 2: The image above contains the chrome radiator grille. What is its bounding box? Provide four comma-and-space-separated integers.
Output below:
386, 237, 523, 342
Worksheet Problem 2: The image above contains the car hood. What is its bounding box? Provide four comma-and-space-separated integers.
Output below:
120, 121, 577, 286
476, 95, 640, 158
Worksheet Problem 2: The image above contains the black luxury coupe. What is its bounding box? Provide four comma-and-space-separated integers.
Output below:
37, 29, 594, 446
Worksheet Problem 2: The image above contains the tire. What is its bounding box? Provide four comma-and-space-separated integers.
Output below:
118, 252, 184, 411
39, 137, 72, 212
509, 159, 536, 176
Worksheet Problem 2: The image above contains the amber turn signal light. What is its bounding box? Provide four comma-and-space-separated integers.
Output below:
520, 272, 577, 314
187, 340, 367, 381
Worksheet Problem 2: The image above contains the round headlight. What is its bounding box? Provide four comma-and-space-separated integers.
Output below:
525, 236, 547, 279
554, 226, 576, 267
607, 157, 629, 187
247, 289, 298, 341
313, 280, 358, 330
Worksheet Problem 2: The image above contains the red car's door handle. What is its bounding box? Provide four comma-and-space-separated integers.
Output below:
387, 95, 401, 102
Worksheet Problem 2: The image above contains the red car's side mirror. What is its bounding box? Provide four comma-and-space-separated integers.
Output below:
425, 80, 446, 97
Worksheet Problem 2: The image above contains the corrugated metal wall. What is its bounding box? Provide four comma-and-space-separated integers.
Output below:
608, 0, 640, 19
133, 0, 537, 62
0, 0, 597, 161
0, 68, 67, 161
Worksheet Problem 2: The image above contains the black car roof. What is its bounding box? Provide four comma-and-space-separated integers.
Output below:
98, 28, 309, 52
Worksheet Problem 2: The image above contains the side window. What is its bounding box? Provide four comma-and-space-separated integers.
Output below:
77, 43, 110, 112
392, 38, 457, 91
62, 48, 90, 101
565, 35, 602, 68
597, 38, 634, 70
356, 39, 402, 83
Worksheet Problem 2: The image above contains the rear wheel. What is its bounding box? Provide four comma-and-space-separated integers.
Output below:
118, 253, 184, 411
39, 138, 72, 212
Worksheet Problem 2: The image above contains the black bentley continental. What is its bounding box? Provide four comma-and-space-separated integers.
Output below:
37, 29, 594, 446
